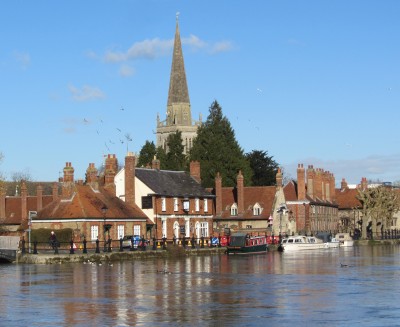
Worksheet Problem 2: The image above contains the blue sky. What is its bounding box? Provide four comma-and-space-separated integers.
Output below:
0, 1, 399, 186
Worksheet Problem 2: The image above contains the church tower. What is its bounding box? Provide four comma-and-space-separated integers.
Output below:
156, 15, 201, 154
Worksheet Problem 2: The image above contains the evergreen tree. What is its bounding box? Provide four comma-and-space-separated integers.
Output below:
245, 150, 280, 186
190, 100, 252, 187
164, 131, 187, 171
137, 141, 157, 167
156, 146, 167, 170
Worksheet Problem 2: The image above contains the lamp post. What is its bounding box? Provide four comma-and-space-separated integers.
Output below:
28, 211, 37, 254
101, 205, 108, 252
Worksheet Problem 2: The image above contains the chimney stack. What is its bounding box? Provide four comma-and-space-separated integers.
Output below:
215, 172, 222, 216
62, 162, 75, 198
237, 170, 244, 214
297, 164, 306, 200
125, 152, 136, 206
52, 183, 58, 201
190, 161, 201, 183
306, 165, 315, 199
151, 156, 160, 170
37, 184, 43, 211
276, 167, 283, 188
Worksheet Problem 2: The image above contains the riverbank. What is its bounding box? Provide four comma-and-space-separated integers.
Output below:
13, 239, 400, 264
16, 246, 227, 264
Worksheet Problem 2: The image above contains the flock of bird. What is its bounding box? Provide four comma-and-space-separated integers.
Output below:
82, 106, 133, 155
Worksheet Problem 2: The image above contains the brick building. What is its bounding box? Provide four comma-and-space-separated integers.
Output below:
33, 160, 150, 244
115, 153, 214, 240
284, 164, 339, 235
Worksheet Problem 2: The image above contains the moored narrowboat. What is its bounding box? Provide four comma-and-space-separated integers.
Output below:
226, 233, 268, 255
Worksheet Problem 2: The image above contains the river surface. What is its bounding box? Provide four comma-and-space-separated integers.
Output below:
1, 246, 400, 326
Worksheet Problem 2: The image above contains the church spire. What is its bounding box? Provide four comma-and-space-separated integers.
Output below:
167, 14, 190, 108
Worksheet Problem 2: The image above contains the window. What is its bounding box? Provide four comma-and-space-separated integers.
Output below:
204, 199, 208, 212
117, 225, 124, 239
91, 225, 99, 241
253, 203, 262, 216
231, 204, 238, 216
174, 198, 179, 212
162, 219, 167, 238
133, 225, 141, 237
200, 222, 209, 237
161, 197, 166, 212
246, 225, 252, 229
195, 198, 200, 212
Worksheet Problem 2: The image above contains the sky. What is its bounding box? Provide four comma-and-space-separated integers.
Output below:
0, 1, 399, 186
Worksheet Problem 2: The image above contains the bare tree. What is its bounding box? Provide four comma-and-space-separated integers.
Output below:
357, 186, 400, 239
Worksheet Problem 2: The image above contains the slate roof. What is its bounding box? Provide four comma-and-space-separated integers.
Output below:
36, 184, 151, 223
135, 168, 213, 198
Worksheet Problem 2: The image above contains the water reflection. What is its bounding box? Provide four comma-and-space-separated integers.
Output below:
1, 246, 400, 326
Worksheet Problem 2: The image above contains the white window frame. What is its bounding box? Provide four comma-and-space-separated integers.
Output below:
231, 203, 238, 216
253, 203, 262, 216
91, 225, 99, 241
161, 197, 166, 212
174, 198, 179, 212
117, 225, 125, 239
200, 222, 209, 237
133, 225, 141, 237
162, 218, 167, 238
204, 199, 208, 212
195, 198, 200, 212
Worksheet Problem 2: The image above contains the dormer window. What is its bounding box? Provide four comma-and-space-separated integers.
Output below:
231, 203, 238, 216
253, 203, 262, 216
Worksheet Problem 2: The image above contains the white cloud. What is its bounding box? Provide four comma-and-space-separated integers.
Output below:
105, 38, 173, 63
103, 35, 233, 63
13, 51, 31, 69
68, 84, 105, 102
210, 41, 234, 54
119, 64, 135, 77
182, 35, 207, 49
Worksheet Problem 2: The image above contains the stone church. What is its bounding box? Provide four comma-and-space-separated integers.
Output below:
156, 17, 202, 154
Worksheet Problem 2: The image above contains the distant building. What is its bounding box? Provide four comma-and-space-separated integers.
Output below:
156, 17, 201, 154
283, 164, 339, 235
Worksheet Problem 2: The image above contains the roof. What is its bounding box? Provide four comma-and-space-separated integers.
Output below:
217, 186, 276, 219
335, 188, 362, 209
283, 181, 298, 201
36, 184, 151, 223
135, 168, 213, 198
3, 195, 54, 225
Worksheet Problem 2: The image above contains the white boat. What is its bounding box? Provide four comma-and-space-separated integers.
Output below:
335, 233, 354, 247
279, 235, 326, 251
324, 237, 340, 248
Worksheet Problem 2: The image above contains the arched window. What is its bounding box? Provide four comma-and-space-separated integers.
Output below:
253, 203, 263, 216
173, 221, 180, 238
231, 203, 238, 216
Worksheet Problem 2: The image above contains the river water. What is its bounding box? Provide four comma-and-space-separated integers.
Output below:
1, 246, 400, 326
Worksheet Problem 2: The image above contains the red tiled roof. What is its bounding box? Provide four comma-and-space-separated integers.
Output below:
219, 186, 276, 219
36, 184, 151, 223
283, 181, 298, 201
335, 188, 362, 209
4, 195, 53, 225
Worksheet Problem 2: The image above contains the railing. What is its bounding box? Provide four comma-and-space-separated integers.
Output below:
20, 236, 223, 255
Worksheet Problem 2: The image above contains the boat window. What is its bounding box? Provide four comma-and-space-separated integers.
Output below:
288, 239, 294, 243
